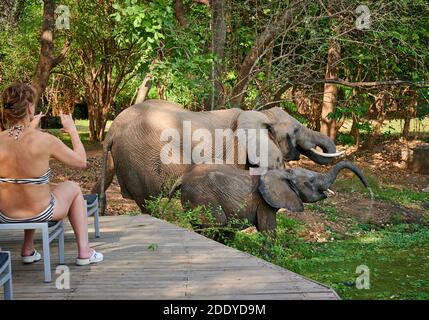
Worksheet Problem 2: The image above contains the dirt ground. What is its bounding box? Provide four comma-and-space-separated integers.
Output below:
284, 137, 428, 241
50, 137, 428, 240
50, 148, 140, 216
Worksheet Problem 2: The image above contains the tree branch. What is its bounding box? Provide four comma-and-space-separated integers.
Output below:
193, 0, 209, 6
312, 78, 429, 88
52, 40, 71, 68
230, 8, 293, 107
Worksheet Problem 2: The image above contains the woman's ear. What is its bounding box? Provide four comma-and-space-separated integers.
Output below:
27, 103, 35, 118
258, 170, 304, 212
236, 111, 283, 169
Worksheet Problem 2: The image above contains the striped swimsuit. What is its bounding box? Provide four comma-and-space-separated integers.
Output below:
0, 168, 55, 223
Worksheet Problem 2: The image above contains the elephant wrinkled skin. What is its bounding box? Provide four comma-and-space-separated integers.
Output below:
95, 99, 341, 213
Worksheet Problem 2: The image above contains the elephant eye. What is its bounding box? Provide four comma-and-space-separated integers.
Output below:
304, 181, 313, 189
309, 177, 315, 183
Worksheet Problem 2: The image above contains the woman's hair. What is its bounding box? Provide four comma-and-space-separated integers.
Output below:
1, 83, 36, 127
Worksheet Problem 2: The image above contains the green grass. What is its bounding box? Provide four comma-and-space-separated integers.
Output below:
230, 215, 429, 300
46, 119, 112, 148
375, 187, 429, 209
333, 172, 429, 211
306, 203, 342, 222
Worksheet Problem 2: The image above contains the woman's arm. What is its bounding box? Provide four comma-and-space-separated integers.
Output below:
48, 113, 87, 168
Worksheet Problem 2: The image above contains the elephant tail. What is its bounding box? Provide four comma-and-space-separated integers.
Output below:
168, 175, 183, 200
99, 130, 114, 216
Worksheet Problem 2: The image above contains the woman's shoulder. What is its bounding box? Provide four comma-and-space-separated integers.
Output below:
23, 128, 58, 148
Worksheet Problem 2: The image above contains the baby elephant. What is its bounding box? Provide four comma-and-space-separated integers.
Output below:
169, 161, 369, 231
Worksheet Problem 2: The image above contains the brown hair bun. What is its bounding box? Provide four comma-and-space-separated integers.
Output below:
1, 83, 36, 127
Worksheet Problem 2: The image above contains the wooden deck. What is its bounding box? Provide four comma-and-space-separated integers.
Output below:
0, 215, 339, 300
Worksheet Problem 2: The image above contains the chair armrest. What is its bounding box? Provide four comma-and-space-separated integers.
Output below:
0, 252, 9, 267
83, 194, 98, 207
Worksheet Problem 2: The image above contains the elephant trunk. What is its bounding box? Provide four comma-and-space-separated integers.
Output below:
296, 126, 342, 165
319, 161, 369, 190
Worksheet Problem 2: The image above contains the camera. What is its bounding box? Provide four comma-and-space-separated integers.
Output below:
40, 115, 62, 129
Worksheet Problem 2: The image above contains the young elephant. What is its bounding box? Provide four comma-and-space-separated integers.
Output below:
169, 161, 369, 231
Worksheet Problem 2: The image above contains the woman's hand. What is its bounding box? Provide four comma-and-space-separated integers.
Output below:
29, 112, 44, 129
59, 111, 77, 134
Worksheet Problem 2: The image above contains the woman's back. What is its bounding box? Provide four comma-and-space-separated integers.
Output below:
0, 128, 52, 218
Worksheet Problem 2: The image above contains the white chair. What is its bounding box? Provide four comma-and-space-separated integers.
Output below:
0, 251, 13, 300
84, 194, 100, 238
0, 221, 64, 283
0, 194, 100, 283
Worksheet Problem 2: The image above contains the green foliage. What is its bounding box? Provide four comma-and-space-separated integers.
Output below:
111, 0, 171, 63
147, 243, 158, 251
144, 193, 252, 243
337, 133, 355, 146
0, 1, 42, 91
2, 0, 428, 134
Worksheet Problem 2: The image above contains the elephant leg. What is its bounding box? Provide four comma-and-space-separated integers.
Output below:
210, 206, 228, 228
137, 201, 146, 214
256, 203, 277, 231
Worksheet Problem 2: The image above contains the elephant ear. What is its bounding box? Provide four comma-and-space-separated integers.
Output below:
236, 111, 283, 169
258, 170, 304, 212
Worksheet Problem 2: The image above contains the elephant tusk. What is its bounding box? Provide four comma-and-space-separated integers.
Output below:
327, 188, 335, 195
310, 148, 345, 158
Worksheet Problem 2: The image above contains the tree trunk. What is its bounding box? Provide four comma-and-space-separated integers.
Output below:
32, 0, 56, 105
88, 103, 96, 141
362, 93, 388, 149
402, 117, 411, 139
174, 0, 188, 28
350, 113, 360, 146
230, 9, 292, 108
320, 37, 341, 141
209, 0, 226, 110
32, 0, 70, 106
88, 100, 109, 142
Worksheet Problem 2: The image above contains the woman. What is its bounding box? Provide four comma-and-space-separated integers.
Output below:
0, 83, 103, 266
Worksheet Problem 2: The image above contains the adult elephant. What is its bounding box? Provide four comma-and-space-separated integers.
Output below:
94, 99, 342, 214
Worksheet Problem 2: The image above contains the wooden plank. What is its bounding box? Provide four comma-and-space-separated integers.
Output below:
0, 214, 338, 300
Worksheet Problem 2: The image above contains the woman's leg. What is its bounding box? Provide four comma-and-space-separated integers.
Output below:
51, 181, 92, 259
21, 230, 36, 256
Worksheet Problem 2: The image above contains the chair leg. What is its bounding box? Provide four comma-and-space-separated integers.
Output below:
42, 226, 52, 282
4, 255, 13, 300
94, 207, 100, 238
58, 222, 65, 265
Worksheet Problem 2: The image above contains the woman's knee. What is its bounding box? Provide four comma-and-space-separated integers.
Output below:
52, 181, 83, 204
63, 181, 82, 195
51, 181, 84, 220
